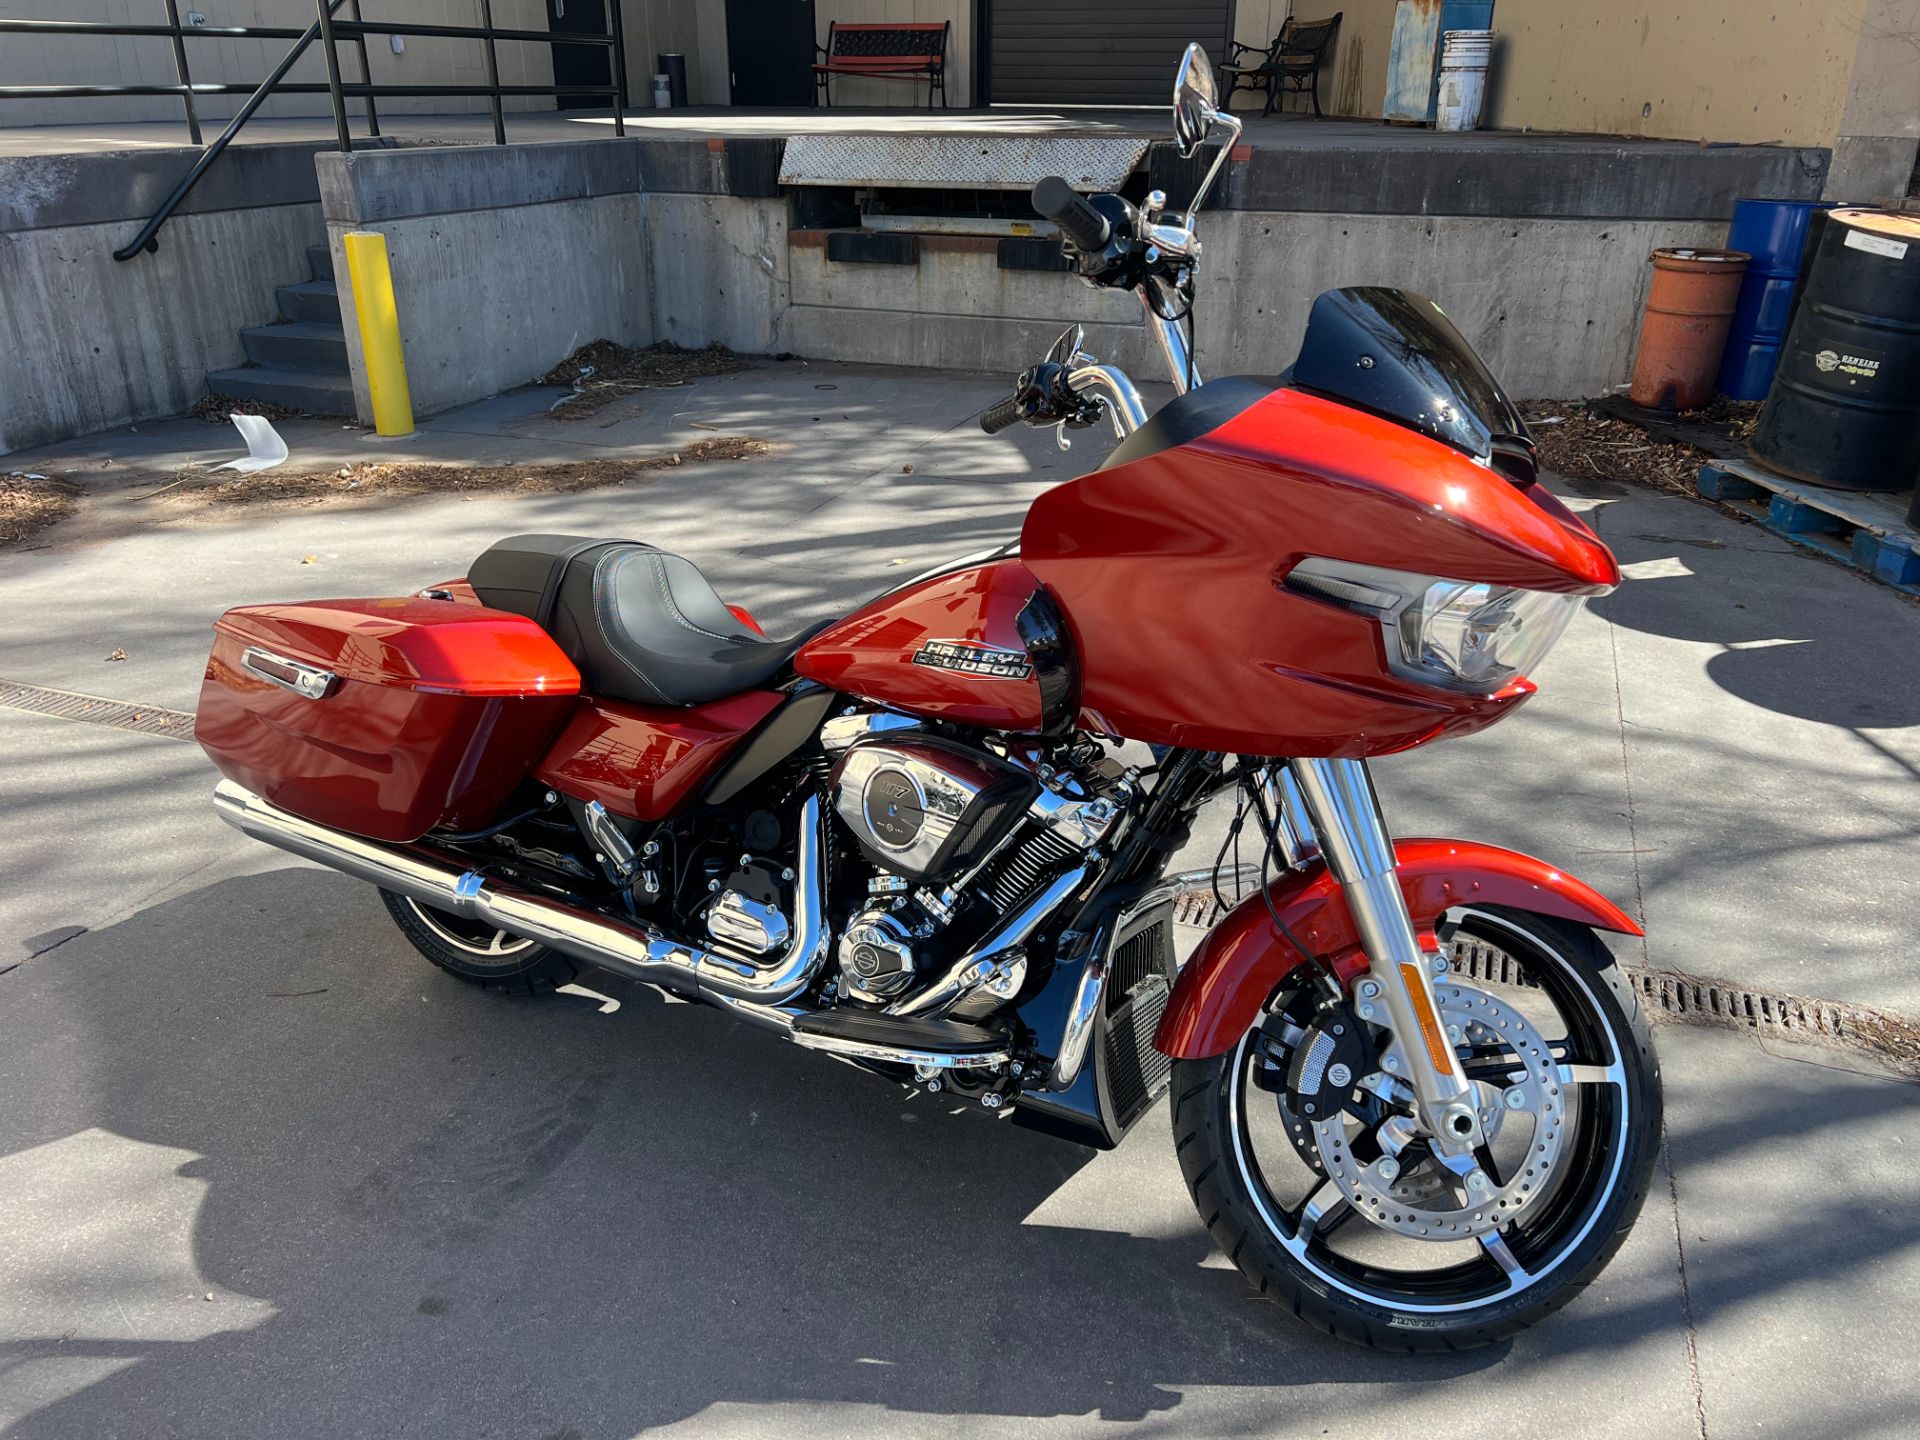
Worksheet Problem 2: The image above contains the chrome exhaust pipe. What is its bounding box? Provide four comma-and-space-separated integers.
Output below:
211, 781, 831, 1007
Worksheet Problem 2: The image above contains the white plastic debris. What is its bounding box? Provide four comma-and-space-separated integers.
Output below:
212, 413, 289, 474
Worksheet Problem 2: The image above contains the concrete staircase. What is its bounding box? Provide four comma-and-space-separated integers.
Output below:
207, 244, 355, 416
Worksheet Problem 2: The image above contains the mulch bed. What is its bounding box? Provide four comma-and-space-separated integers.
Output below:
192, 392, 347, 424
0, 472, 77, 546
538, 340, 753, 419
169, 436, 771, 510
1523, 396, 1761, 496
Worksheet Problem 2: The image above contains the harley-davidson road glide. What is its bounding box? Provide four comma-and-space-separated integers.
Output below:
197, 47, 1661, 1350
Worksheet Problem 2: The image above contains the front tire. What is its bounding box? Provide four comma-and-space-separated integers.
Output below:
1170, 906, 1661, 1351
378, 889, 584, 996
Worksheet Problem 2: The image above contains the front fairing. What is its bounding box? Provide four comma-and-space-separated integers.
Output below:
1020, 382, 1617, 757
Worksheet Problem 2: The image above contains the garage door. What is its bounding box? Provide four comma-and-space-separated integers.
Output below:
986, 1, 1232, 107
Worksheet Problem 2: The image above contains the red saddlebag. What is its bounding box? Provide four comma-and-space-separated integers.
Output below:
196, 597, 581, 842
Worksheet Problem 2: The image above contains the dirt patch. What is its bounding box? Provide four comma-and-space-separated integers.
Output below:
537, 340, 753, 419
0, 472, 78, 546
161, 436, 772, 511
1524, 397, 1760, 496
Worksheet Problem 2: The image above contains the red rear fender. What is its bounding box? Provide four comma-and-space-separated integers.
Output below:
1154, 839, 1642, 1060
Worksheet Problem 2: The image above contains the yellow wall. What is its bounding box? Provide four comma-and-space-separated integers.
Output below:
1313, 0, 1870, 147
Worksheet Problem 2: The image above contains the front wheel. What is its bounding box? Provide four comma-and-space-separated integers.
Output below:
1170, 906, 1661, 1351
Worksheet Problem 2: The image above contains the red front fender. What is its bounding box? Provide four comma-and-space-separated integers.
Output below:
1154, 839, 1643, 1060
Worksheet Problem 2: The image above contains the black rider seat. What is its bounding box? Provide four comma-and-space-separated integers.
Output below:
468, 534, 807, 707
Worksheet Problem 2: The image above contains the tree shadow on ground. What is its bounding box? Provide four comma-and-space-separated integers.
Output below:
1579, 482, 1920, 736
0, 871, 1517, 1439
4, 872, 1916, 1434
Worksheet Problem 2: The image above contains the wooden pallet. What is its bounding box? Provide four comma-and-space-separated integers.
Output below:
1696, 458, 1920, 596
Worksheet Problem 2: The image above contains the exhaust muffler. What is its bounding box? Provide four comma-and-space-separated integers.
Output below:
212, 780, 829, 1016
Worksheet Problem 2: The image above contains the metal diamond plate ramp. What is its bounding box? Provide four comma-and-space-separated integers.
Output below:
779, 134, 1149, 190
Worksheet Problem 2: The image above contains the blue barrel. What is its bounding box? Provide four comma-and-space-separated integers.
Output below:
1716, 199, 1839, 401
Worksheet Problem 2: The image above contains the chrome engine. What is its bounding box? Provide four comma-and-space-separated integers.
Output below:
837, 907, 920, 1002
829, 738, 1034, 879
822, 711, 1133, 1012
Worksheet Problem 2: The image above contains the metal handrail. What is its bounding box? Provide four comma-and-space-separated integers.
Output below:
0, 2, 629, 260
112, 1, 346, 261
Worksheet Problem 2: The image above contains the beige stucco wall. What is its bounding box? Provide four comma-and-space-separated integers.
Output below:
0, 1, 559, 128
1305, 0, 1885, 149
1485, 1, 1860, 146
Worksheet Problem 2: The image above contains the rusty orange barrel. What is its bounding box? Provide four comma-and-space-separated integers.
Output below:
1629, 247, 1751, 411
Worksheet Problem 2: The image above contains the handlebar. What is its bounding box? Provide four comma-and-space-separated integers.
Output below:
979, 395, 1026, 435
1031, 176, 1112, 254
980, 176, 1201, 442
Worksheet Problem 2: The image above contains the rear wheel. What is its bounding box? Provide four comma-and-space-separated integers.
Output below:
378, 889, 584, 996
1170, 906, 1661, 1350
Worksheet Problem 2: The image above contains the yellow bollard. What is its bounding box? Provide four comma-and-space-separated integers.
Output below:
341, 231, 414, 437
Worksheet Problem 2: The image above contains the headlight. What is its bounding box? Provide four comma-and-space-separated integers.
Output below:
1287, 557, 1596, 693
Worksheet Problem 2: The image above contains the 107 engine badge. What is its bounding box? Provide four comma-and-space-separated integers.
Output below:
912, 640, 1034, 680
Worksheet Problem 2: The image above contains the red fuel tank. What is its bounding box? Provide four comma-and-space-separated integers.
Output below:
793, 561, 1070, 733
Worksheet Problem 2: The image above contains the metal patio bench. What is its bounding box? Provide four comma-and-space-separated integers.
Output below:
1219, 13, 1343, 118
813, 21, 950, 108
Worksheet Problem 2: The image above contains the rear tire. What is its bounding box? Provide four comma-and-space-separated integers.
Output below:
378, 889, 584, 996
1170, 907, 1661, 1351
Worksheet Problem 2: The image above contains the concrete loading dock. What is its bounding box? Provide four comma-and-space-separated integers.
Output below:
2, 108, 1824, 450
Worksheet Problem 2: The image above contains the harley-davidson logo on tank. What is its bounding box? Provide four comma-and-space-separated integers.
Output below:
912, 640, 1034, 681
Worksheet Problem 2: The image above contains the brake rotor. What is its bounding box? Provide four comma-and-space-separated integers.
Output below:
1308, 982, 1568, 1241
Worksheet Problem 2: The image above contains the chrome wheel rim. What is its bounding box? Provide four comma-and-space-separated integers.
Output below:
1225, 908, 1633, 1315
404, 898, 536, 962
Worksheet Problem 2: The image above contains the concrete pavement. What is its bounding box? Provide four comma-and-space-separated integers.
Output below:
2, 361, 1918, 1437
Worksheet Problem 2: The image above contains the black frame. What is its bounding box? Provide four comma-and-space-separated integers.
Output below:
0, 1, 628, 260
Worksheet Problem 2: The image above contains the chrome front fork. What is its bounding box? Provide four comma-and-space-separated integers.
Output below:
1286, 757, 1484, 1157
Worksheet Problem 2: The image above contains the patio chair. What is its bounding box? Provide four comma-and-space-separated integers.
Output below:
1218, 13, 1343, 118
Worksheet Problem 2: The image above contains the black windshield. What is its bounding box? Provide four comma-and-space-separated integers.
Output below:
1289, 288, 1536, 481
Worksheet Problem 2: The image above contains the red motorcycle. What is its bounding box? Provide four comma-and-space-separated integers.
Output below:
196, 47, 1660, 1350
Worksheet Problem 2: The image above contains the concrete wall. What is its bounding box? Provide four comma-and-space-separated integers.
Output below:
317, 138, 651, 422
752, 213, 1717, 400
0, 1, 558, 128
1826, 0, 1920, 200
648, 192, 789, 351
0, 141, 339, 453
1193, 211, 1721, 397
780, 230, 1154, 374
0, 122, 1829, 454
632, 130, 1817, 399
1312, 0, 1882, 150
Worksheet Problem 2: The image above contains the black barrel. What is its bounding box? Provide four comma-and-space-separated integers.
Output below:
1751, 209, 1920, 493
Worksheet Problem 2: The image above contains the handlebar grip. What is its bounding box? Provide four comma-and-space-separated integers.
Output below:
1031, 176, 1112, 254
980, 396, 1026, 435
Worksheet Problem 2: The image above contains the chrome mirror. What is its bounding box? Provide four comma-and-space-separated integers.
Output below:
1173, 44, 1219, 158
1045, 323, 1086, 366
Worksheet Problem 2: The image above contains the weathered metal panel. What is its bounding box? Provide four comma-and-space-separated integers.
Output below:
779, 134, 1148, 190
1384, 0, 1444, 123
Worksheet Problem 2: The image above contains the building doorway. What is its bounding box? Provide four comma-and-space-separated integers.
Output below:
726, 0, 818, 106
548, 0, 614, 110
